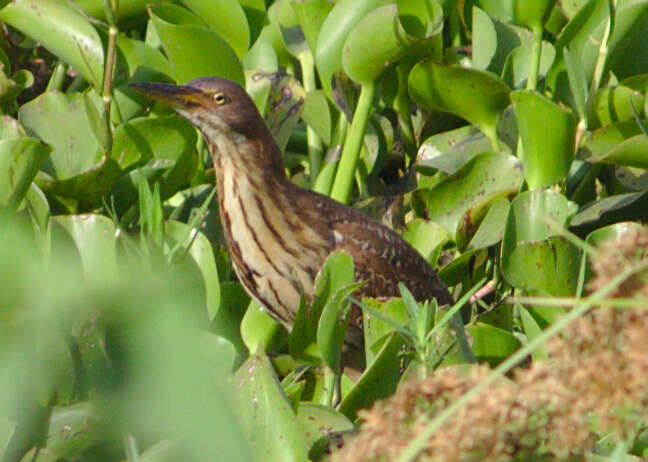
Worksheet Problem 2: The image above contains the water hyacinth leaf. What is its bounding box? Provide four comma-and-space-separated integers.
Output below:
415, 125, 508, 176
45, 403, 105, 459
0, 0, 103, 87
501, 190, 579, 295
402, 219, 449, 265
502, 41, 556, 89
150, 10, 244, 85
563, 45, 588, 121
0, 116, 25, 140
241, 299, 286, 354
295, 403, 353, 458
578, 120, 644, 160
570, 192, 648, 232
234, 353, 310, 462
52, 214, 118, 281
338, 332, 404, 420
115, 34, 173, 78
0, 417, 16, 460
588, 86, 645, 128
72, 0, 150, 21
466, 322, 521, 366
417, 152, 523, 238
513, 0, 555, 31
291, 0, 334, 54
361, 297, 409, 366
511, 90, 575, 189
472, 6, 497, 70
0, 138, 51, 210
586, 221, 644, 247
582, 135, 648, 168
465, 196, 510, 251
477, 0, 514, 21
19, 92, 101, 180
409, 61, 511, 147
519, 306, 547, 360
290, 251, 354, 362
342, 2, 440, 86
180, 0, 249, 60
301, 89, 331, 145
111, 115, 197, 170
165, 221, 220, 321
273, 0, 308, 58
315, 0, 391, 97
244, 39, 279, 72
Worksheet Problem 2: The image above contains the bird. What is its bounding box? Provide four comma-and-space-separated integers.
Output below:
130, 76, 469, 358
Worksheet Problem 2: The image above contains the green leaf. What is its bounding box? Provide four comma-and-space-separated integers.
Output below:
150, 8, 244, 85
584, 134, 648, 168
401, 219, 449, 265
0, 0, 104, 87
180, 0, 249, 60
360, 297, 410, 366
570, 192, 648, 231
301, 89, 331, 145
291, 0, 334, 55
563, 46, 589, 121
513, 0, 555, 31
409, 61, 511, 147
519, 306, 547, 360
241, 299, 286, 354
588, 85, 645, 128
234, 353, 310, 462
501, 190, 580, 296
45, 403, 105, 458
315, 0, 391, 97
0, 137, 51, 210
502, 41, 556, 89
0, 417, 16, 460
338, 332, 405, 420
466, 322, 521, 366
511, 90, 575, 189
464, 196, 510, 251
295, 403, 353, 459
417, 152, 523, 239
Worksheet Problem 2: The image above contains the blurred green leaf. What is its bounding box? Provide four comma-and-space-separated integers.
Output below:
0, 138, 50, 210
302, 89, 331, 145
235, 353, 309, 462
513, 0, 555, 31
241, 299, 286, 354
295, 403, 353, 458
588, 85, 645, 128
402, 219, 449, 265
466, 322, 521, 366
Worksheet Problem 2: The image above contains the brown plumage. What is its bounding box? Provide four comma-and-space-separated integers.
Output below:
131, 77, 456, 349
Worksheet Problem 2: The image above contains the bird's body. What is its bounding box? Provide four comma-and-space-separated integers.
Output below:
131, 77, 455, 347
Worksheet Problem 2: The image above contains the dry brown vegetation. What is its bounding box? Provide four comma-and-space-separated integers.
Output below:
332, 228, 648, 461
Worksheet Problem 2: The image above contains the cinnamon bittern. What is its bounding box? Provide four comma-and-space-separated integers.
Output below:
131, 77, 462, 353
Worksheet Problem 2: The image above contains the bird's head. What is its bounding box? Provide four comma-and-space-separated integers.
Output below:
130, 76, 264, 142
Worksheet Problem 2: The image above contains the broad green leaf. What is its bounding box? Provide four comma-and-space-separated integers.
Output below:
579, 120, 644, 160
583, 134, 648, 169
401, 219, 449, 265
115, 34, 172, 78
45, 403, 105, 458
234, 353, 309, 462
211, 282, 249, 361
513, 0, 555, 31
588, 86, 645, 128
0, 417, 16, 460
415, 125, 510, 176
361, 297, 409, 366
472, 6, 497, 71
338, 332, 405, 420
315, 0, 391, 97
291, 0, 334, 55
465, 196, 510, 251
73, 0, 151, 20
0, 116, 25, 140
302, 90, 331, 145
519, 306, 547, 360
52, 214, 118, 281
511, 90, 575, 189
150, 9, 244, 85
19, 92, 101, 180
570, 192, 648, 231
586, 221, 645, 247
417, 152, 523, 238
295, 403, 353, 459
502, 41, 556, 89
563, 46, 589, 121
501, 190, 580, 296
409, 61, 511, 147
290, 251, 354, 362
111, 115, 197, 170
180, 0, 249, 60
466, 322, 521, 366
477, 0, 514, 21
342, 2, 441, 86
0, 0, 103, 87
0, 138, 51, 210
241, 299, 286, 354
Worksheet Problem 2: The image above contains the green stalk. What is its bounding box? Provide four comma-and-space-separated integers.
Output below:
299, 52, 323, 186
396, 260, 648, 462
330, 83, 375, 204
101, 0, 119, 155
526, 24, 543, 91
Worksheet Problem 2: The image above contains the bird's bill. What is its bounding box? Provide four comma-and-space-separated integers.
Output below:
129, 81, 203, 108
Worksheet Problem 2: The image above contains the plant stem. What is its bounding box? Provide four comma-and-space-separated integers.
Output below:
526, 24, 543, 91
299, 52, 324, 186
101, 0, 119, 155
330, 83, 375, 204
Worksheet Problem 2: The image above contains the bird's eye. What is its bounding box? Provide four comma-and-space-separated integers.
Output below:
212, 92, 226, 104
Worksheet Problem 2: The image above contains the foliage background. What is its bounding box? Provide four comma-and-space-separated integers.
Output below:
1, 0, 648, 460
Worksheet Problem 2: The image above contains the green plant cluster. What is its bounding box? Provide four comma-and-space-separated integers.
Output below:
1, 0, 648, 461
